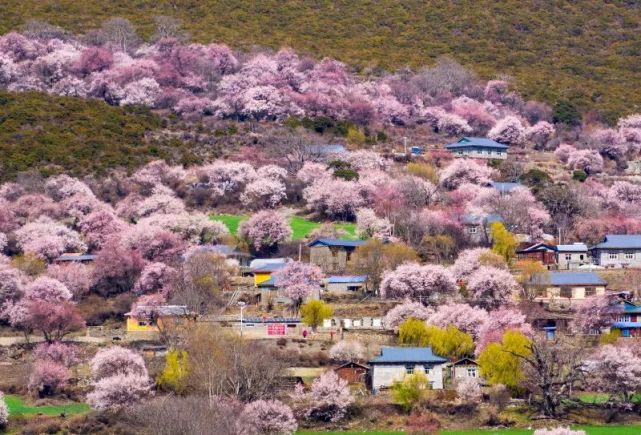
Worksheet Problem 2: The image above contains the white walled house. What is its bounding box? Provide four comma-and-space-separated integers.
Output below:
591, 235, 641, 268
530, 271, 607, 305
368, 347, 448, 391
556, 243, 589, 270
445, 137, 508, 160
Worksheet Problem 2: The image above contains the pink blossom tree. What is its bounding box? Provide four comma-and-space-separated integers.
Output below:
356, 208, 391, 238
297, 162, 330, 185
47, 263, 94, 298
585, 344, 641, 404
450, 248, 506, 282
437, 113, 473, 136
428, 303, 489, 340
554, 143, 576, 163
74, 46, 113, 76
484, 80, 508, 102
526, 121, 555, 149
33, 341, 78, 367
238, 210, 292, 253
90, 346, 148, 380
466, 266, 520, 309
0, 391, 7, 427
241, 399, 298, 435
383, 301, 434, 331
329, 340, 365, 362
297, 371, 354, 422
439, 159, 497, 190
567, 149, 604, 175
570, 295, 612, 334
488, 116, 526, 146
476, 307, 532, 353
15, 216, 86, 261
88, 373, 153, 411
92, 238, 146, 295
138, 212, 228, 245
28, 360, 70, 397
119, 225, 186, 262
380, 263, 457, 305
240, 177, 287, 208
273, 261, 323, 310
303, 178, 365, 220
456, 377, 482, 404
134, 262, 177, 295
79, 210, 127, 250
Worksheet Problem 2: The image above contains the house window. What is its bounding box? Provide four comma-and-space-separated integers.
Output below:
138, 321, 148, 327
625, 253, 634, 260
617, 315, 631, 322
423, 365, 432, 375
609, 253, 619, 260
468, 226, 478, 234
565, 254, 572, 261
536, 288, 548, 298
405, 365, 414, 374
580, 255, 584, 260
585, 287, 596, 297
467, 368, 477, 378
560, 287, 573, 298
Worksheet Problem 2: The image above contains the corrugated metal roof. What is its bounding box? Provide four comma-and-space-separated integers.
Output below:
491, 182, 522, 193
308, 239, 366, 248
369, 347, 448, 364
56, 254, 97, 262
304, 144, 347, 155
612, 322, 641, 329
242, 317, 301, 324
446, 137, 508, 150
517, 242, 556, 253
461, 213, 504, 225
556, 243, 588, 252
126, 305, 193, 316
327, 275, 368, 284
592, 235, 641, 249
545, 272, 607, 286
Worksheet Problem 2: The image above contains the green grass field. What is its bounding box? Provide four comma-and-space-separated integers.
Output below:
211, 214, 357, 241
5, 395, 90, 416
298, 426, 641, 435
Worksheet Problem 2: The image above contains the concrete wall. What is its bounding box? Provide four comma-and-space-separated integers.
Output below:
557, 252, 589, 269
310, 246, 357, 274
450, 149, 507, 160
452, 364, 480, 381
535, 285, 605, 302
371, 363, 445, 390
595, 250, 641, 268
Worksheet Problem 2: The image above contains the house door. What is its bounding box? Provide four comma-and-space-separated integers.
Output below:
622, 329, 631, 338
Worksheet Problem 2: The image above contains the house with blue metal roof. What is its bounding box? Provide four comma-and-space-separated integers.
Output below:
591, 234, 641, 268
325, 275, 368, 293
309, 239, 366, 274
369, 347, 449, 390
610, 300, 641, 338
556, 243, 589, 269
445, 137, 508, 160
529, 271, 607, 303
490, 181, 523, 193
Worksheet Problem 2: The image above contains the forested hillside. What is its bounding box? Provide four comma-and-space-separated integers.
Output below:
2, 0, 641, 120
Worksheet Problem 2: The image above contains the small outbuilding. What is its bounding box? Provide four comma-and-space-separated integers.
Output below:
448, 357, 482, 383
325, 275, 368, 293
335, 361, 369, 384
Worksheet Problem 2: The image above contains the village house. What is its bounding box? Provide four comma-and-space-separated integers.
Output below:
124, 305, 195, 335
203, 244, 254, 267
516, 242, 558, 267
610, 299, 641, 338
54, 253, 97, 263
335, 362, 369, 384
324, 275, 368, 294
556, 243, 589, 269
591, 234, 641, 268
445, 137, 508, 160
461, 213, 503, 244
368, 347, 448, 391
529, 271, 607, 306
248, 258, 288, 287
490, 181, 522, 193
448, 357, 483, 384
308, 239, 366, 274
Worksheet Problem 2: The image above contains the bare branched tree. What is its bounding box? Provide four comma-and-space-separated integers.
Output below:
153, 16, 189, 41
101, 18, 140, 53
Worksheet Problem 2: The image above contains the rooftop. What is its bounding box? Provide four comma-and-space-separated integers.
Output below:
308, 239, 366, 248
327, 275, 368, 284
55, 253, 97, 262
592, 235, 641, 250
126, 305, 193, 317
249, 258, 288, 272
445, 137, 508, 150
369, 347, 448, 364
544, 272, 607, 286
491, 181, 522, 193
556, 243, 588, 252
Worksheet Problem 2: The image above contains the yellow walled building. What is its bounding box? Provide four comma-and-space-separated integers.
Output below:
125, 305, 196, 334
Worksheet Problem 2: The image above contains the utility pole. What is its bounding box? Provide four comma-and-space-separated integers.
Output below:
403, 136, 407, 154
238, 301, 246, 338
298, 243, 302, 261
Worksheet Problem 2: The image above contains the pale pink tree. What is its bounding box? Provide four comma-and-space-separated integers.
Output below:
428, 303, 489, 340
466, 266, 520, 310
74, 46, 114, 76
44, 174, 94, 201
25, 277, 72, 302
567, 149, 604, 175
554, 143, 576, 163
484, 80, 509, 102
303, 178, 365, 220
456, 377, 482, 404
437, 113, 472, 136
299, 371, 354, 422
526, 121, 555, 148
33, 341, 78, 367
90, 346, 148, 380
119, 224, 186, 262
120, 77, 161, 106
476, 307, 532, 353
380, 263, 457, 305
450, 248, 506, 282
0, 391, 7, 427
438, 159, 497, 190
488, 116, 526, 146
241, 399, 298, 435
617, 114, 641, 130
296, 162, 330, 185
92, 238, 146, 295
397, 176, 438, 208
343, 150, 388, 171
28, 360, 70, 397
451, 96, 496, 133
15, 216, 86, 261
240, 177, 287, 208
88, 373, 153, 411
383, 301, 434, 331
129, 191, 185, 220
356, 208, 391, 238
79, 210, 127, 250
273, 261, 323, 310
138, 212, 229, 245
570, 295, 612, 334
329, 340, 365, 362
10, 193, 61, 223
47, 263, 94, 298
238, 210, 292, 253
133, 262, 177, 295
585, 344, 641, 404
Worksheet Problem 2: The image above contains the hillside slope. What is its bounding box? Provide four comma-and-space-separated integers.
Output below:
2, 0, 641, 120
